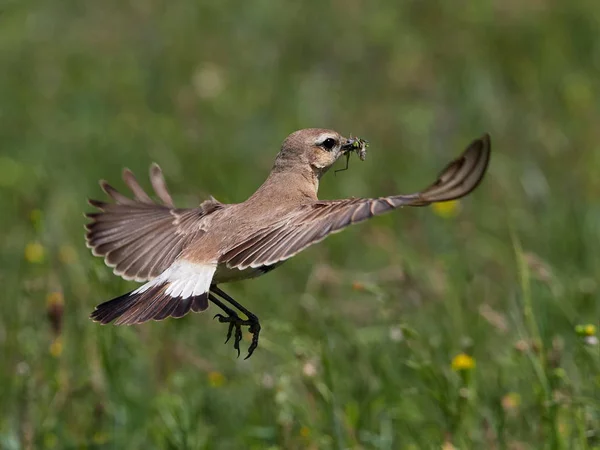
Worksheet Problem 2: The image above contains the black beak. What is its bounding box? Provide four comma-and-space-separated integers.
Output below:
341, 138, 356, 153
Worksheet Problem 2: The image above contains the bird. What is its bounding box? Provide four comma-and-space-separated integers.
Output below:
85, 128, 491, 359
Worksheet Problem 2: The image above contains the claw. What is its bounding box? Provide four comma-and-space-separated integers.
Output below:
210, 301, 261, 358
224, 322, 234, 344
244, 321, 261, 360
231, 324, 242, 357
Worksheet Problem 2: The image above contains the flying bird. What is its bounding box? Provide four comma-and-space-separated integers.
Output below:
85, 129, 491, 358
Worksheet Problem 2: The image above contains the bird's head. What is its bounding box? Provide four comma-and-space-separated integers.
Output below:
274, 128, 367, 178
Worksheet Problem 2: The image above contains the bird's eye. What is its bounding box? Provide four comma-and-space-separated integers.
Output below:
321, 138, 337, 150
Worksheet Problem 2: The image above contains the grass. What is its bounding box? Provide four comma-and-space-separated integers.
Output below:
1, 0, 600, 448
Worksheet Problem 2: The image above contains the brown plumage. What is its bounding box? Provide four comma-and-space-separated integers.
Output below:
86, 128, 491, 358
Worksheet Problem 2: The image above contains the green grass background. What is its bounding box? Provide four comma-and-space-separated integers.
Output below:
1, 1, 599, 448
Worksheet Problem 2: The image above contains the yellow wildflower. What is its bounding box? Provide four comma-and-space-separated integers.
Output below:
207, 371, 225, 387
50, 337, 63, 357
575, 324, 596, 336
451, 353, 475, 371
300, 426, 310, 438
432, 200, 460, 219
24, 241, 45, 263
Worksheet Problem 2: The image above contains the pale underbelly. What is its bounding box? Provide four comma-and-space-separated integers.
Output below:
212, 262, 283, 284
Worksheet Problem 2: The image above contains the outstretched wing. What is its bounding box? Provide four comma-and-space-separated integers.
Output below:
221, 134, 491, 270
85, 163, 224, 282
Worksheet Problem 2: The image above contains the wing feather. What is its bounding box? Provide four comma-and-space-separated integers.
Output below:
221, 134, 491, 269
86, 164, 224, 282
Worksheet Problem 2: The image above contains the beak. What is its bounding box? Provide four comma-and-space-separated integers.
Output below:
341, 138, 357, 153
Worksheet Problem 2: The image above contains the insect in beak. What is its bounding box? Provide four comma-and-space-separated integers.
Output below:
336, 136, 369, 174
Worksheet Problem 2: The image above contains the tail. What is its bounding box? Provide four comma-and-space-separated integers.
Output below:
90, 286, 210, 325
91, 260, 216, 325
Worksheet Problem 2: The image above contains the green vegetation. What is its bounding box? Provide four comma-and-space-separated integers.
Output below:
1, 1, 599, 448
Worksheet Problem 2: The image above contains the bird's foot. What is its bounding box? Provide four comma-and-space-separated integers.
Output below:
213, 312, 261, 359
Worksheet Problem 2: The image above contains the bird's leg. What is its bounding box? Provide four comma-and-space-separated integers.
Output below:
209, 285, 261, 359
208, 293, 241, 352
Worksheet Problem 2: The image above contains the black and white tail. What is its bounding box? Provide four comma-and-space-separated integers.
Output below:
90, 261, 216, 325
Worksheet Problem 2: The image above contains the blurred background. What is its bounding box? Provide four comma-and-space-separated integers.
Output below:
1, 1, 599, 448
